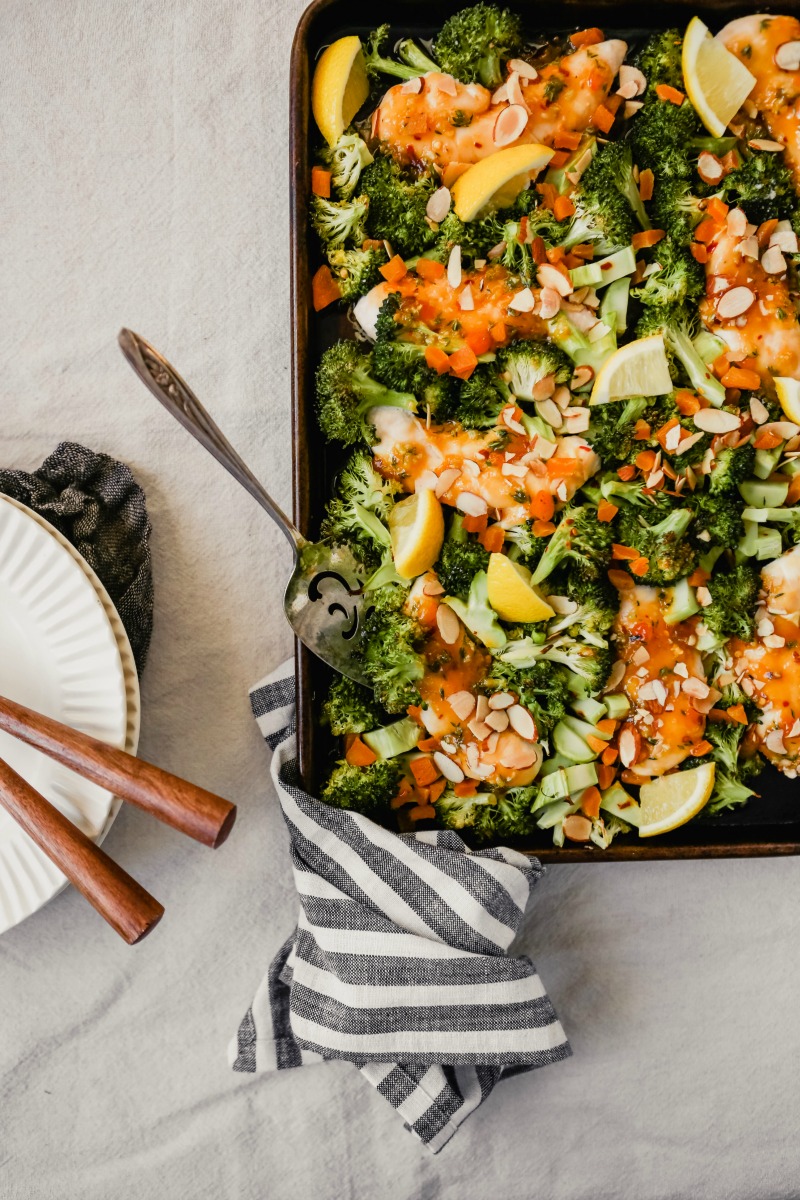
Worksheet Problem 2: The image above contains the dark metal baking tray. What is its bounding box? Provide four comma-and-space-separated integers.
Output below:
290, 0, 800, 859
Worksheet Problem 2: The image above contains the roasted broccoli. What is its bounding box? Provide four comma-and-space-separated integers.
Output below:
530, 504, 616, 586
326, 247, 387, 302
631, 237, 704, 308
362, 24, 439, 81
636, 306, 726, 406
321, 449, 399, 567
586, 397, 650, 466
433, 210, 506, 264
703, 562, 761, 642
433, 3, 524, 88
589, 138, 651, 231
371, 337, 456, 417
485, 657, 571, 739
700, 714, 763, 815
708, 443, 756, 494
322, 674, 384, 736
360, 153, 438, 257
707, 145, 797, 225
434, 514, 491, 598
311, 193, 370, 250
497, 340, 572, 402
689, 488, 745, 552
454, 363, 510, 428
503, 519, 549, 572
616, 503, 697, 584
434, 788, 498, 837
322, 758, 403, 814
316, 341, 417, 445
562, 147, 638, 254
319, 132, 374, 198
358, 584, 427, 712
631, 29, 702, 162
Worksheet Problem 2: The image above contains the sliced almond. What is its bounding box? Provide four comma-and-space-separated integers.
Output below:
762, 420, 800, 440
507, 705, 536, 740
509, 286, 535, 312
508, 58, 538, 80
506, 72, 529, 111
682, 676, 710, 699
437, 604, 461, 645
697, 152, 724, 185
692, 409, 742, 434
774, 41, 800, 71
715, 285, 755, 320
764, 633, 786, 649
475, 694, 489, 723
618, 727, 640, 768
770, 228, 799, 254
455, 491, 488, 517
564, 408, 591, 434
740, 236, 759, 260
538, 287, 561, 319
399, 76, 422, 94
435, 467, 461, 498
664, 424, 683, 452
618, 64, 646, 96
495, 731, 540, 769
604, 660, 626, 693
485, 710, 510, 732
696, 586, 713, 607
563, 814, 592, 842
535, 398, 563, 429
674, 661, 689, 679
488, 691, 515, 710
617, 79, 640, 100
415, 468, 439, 492
749, 138, 785, 152
423, 578, 445, 596
726, 207, 748, 239
761, 245, 787, 275
432, 751, 463, 783
447, 244, 462, 289
493, 103, 528, 147
624, 100, 643, 119
435, 73, 458, 96
459, 284, 475, 311
448, 690, 476, 721
426, 186, 451, 223
532, 373, 556, 401
757, 617, 775, 638
570, 365, 594, 391
468, 718, 492, 740
538, 262, 573, 297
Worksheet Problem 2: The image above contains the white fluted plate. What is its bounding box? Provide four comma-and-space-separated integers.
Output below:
0, 495, 140, 935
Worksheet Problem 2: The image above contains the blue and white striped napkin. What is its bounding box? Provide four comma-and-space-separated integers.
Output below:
229, 659, 571, 1153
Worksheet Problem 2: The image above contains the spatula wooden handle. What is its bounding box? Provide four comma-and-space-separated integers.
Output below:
0, 756, 163, 944
0, 695, 236, 848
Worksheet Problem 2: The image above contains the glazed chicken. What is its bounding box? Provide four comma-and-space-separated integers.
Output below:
372, 40, 627, 172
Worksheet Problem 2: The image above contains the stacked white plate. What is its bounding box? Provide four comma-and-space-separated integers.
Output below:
0, 496, 140, 935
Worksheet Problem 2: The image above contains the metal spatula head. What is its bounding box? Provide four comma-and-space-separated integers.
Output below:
118, 329, 372, 684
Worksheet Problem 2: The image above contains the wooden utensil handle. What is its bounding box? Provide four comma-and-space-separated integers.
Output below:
0, 696, 236, 848
0, 756, 163, 944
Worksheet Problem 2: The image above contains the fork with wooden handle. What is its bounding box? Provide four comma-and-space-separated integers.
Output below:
0, 693, 237, 943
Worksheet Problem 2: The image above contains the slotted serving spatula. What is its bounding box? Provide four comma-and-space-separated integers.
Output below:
118, 329, 371, 683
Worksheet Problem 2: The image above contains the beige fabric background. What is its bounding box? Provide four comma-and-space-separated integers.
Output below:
1, 2, 799, 1196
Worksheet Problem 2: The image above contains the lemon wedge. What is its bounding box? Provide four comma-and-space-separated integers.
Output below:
451, 144, 554, 221
486, 554, 555, 622
638, 762, 716, 838
590, 335, 673, 405
682, 17, 756, 138
775, 377, 800, 424
311, 36, 370, 147
388, 490, 445, 580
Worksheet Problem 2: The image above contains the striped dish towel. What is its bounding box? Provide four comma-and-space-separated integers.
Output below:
229, 659, 571, 1153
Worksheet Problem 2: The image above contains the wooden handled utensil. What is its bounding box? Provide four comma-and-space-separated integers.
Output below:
0, 694, 236, 848
0, 755, 163, 943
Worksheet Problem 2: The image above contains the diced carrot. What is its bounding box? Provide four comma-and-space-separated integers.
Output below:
596, 718, 618, 736
407, 704, 423, 723
490, 320, 508, 344
391, 790, 416, 809
408, 804, 436, 821
690, 242, 709, 264
418, 300, 438, 323
311, 264, 341, 311
586, 734, 608, 754
711, 352, 731, 379
553, 194, 576, 221
345, 737, 377, 767
608, 568, 635, 590
630, 557, 650, 577
415, 787, 430, 804
410, 756, 440, 787
705, 196, 729, 222
311, 166, 331, 197
675, 389, 701, 415
448, 345, 479, 380
694, 217, 719, 244
635, 448, 657, 471
633, 419, 652, 441
592, 103, 615, 133
362, 238, 385, 251
597, 500, 619, 523
688, 568, 710, 587
425, 345, 451, 375
596, 762, 617, 789
522, 238, 544, 269
380, 254, 408, 284
655, 417, 680, 448
532, 519, 556, 537
580, 785, 602, 819
478, 524, 505, 553
721, 366, 761, 391
571, 243, 595, 260
601, 746, 619, 767
617, 464, 637, 481
417, 736, 440, 752
546, 456, 581, 479
753, 429, 783, 450
605, 94, 623, 116
416, 257, 445, 280
691, 740, 713, 756
554, 129, 582, 151
548, 150, 570, 168
638, 169, 654, 202
546, 244, 567, 264
632, 228, 666, 250
427, 778, 447, 804
787, 475, 800, 505
620, 768, 642, 785
454, 780, 479, 798
757, 217, 779, 248
571, 26, 605, 47
727, 704, 749, 725
463, 513, 488, 534
530, 490, 556, 522
467, 328, 493, 357
656, 83, 685, 105
613, 544, 640, 560
536, 181, 559, 212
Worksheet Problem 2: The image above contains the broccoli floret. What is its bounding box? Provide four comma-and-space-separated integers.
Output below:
433, 3, 524, 88
631, 31, 702, 167
710, 146, 798, 225
446, 569, 506, 649
433, 211, 506, 264
371, 338, 457, 417
320, 449, 399, 567
498, 627, 613, 694
702, 716, 763, 815
546, 572, 618, 647
650, 176, 706, 245
636, 306, 726, 406
322, 674, 384, 736
487, 787, 540, 840
497, 340, 572, 402
590, 138, 651, 231
708, 443, 756, 494
500, 210, 570, 280
635, 27, 684, 91
617, 504, 697, 584
316, 341, 417, 445
321, 758, 403, 814
703, 562, 761, 642
503, 518, 549, 571
434, 788, 498, 837
362, 25, 439, 81
434, 516, 490, 598
358, 585, 426, 712
310, 194, 370, 250
319, 132, 374, 198
631, 238, 704, 308
326, 247, 387, 302
454, 363, 510, 428
485, 657, 570, 739
530, 504, 616, 586
689, 489, 744, 551
562, 150, 637, 254
374, 291, 403, 342
586, 397, 650, 465
360, 153, 438, 257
